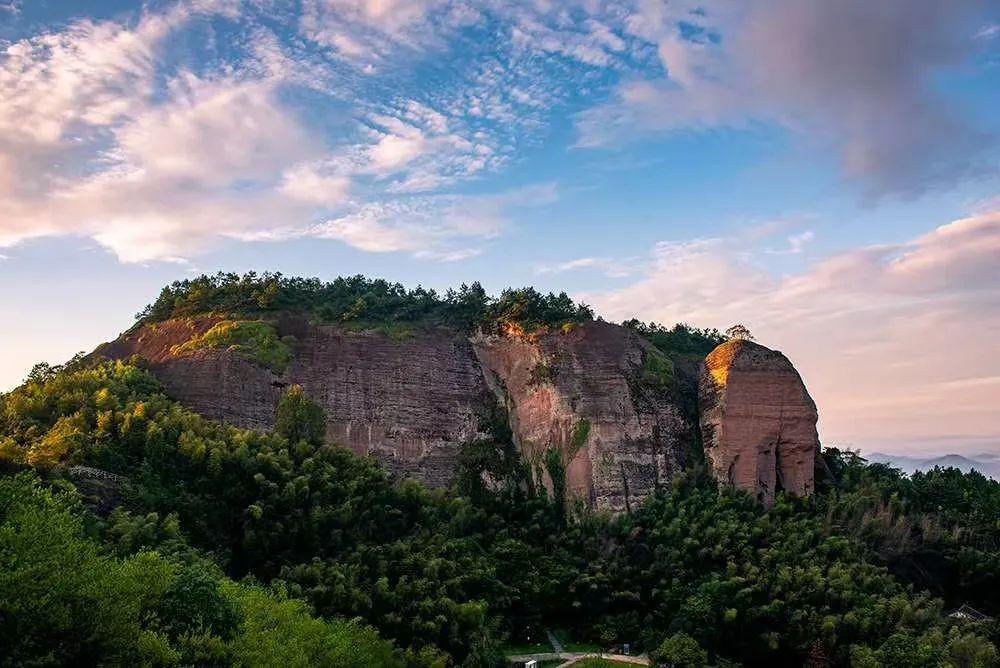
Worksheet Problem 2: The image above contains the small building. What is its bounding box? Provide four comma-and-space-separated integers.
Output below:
947, 604, 993, 623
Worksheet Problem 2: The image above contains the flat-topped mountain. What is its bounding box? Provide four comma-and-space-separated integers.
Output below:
93, 272, 821, 510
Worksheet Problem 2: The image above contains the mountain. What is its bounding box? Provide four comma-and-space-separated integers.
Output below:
91, 272, 821, 510
866, 451, 1000, 479
4, 272, 999, 666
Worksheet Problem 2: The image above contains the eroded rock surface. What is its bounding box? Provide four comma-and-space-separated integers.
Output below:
473, 321, 690, 511
698, 339, 819, 505
101, 317, 492, 487
99, 317, 691, 509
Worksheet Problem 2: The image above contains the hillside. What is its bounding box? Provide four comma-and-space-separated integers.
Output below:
90, 272, 825, 511
868, 452, 1000, 480
1, 273, 998, 667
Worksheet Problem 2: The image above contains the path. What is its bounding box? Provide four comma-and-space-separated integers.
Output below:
506, 651, 650, 667
508, 629, 650, 667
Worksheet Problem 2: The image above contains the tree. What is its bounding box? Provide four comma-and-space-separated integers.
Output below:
653, 633, 710, 667
724, 324, 754, 341
275, 385, 326, 448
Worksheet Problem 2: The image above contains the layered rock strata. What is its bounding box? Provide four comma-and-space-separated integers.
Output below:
99, 316, 690, 508
699, 339, 820, 505
473, 321, 689, 511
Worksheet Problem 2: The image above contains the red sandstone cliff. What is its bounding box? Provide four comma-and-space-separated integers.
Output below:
474, 321, 690, 511
99, 316, 820, 509
698, 339, 820, 505
99, 316, 691, 509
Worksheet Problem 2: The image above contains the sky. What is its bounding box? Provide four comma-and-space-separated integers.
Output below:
0, 0, 998, 456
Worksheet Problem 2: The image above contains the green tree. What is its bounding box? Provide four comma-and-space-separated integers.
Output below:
653, 633, 710, 667
275, 385, 326, 448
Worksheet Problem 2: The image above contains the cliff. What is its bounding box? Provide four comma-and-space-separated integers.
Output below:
698, 339, 820, 505
98, 315, 692, 511
473, 321, 690, 510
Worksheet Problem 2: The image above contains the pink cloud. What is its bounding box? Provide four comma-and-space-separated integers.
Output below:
585, 208, 1000, 453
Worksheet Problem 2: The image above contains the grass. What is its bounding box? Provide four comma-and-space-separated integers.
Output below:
531, 361, 555, 385
569, 419, 591, 456
502, 638, 554, 656
554, 629, 602, 653
171, 320, 291, 373
565, 659, 636, 667
641, 349, 675, 389
340, 320, 416, 341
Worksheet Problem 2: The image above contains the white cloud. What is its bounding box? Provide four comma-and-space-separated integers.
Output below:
0, 67, 333, 262
1, 0, 995, 266
279, 163, 352, 206
113, 74, 315, 184
311, 182, 555, 259
976, 23, 1000, 39
368, 126, 430, 172
535, 256, 638, 278
585, 208, 1000, 451
0, 1, 235, 147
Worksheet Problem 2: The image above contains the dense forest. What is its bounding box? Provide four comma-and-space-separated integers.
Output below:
2, 353, 998, 666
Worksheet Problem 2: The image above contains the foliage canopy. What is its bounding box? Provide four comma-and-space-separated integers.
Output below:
1, 360, 998, 667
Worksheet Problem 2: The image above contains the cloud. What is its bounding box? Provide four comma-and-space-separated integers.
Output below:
976, 24, 1000, 39
578, 0, 998, 196
299, 0, 468, 63
585, 208, 1000, 451
764, 230, 815, 255
535, 256, 638, 278
311, 182, 555, 259
0, 65, 334, 262
113, 74, 315, 184
1, 0, 995, 265
0, 0, 556, 263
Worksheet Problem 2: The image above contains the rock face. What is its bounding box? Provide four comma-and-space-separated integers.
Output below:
100, 316, 492, 488
474, 321, 690, 511
99, 316, 691, 509
698, 339, 819, 505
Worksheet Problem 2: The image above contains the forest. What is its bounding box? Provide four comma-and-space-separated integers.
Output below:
135, 271, 596, 334
1, 352, 998, 667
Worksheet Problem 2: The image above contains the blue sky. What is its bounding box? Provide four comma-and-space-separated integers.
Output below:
1, 0, 998, 454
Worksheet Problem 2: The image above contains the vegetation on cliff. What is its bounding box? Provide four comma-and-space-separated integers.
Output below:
1, 360, 998, 666
623, 320, 726, 359
170, 320, 292, 373
137, 271, 595, 334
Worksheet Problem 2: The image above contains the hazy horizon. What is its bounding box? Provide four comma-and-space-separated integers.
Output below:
1, 0, 998, 458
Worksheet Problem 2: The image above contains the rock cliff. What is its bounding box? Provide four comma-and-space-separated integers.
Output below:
698, 339, 819, 505
100, 316, 492, 488
473, 321, 690, 511
99, 316, 692, 510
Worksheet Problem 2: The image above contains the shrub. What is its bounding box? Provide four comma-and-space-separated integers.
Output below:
171, 320, 291, 373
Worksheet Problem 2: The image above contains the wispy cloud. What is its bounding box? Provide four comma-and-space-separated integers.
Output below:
0, 0, 996, 264
577, 0, 998, 197
975, 23, 1000, 39
535, 256, 639, 278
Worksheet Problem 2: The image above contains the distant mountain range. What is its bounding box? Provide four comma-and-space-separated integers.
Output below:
866, 451, 1000, 479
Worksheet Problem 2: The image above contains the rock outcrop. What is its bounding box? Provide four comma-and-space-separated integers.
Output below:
474, 321, 690, 511
698, 339, 819, 505
99, 316, 691, 509
100, 316, 493, 488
